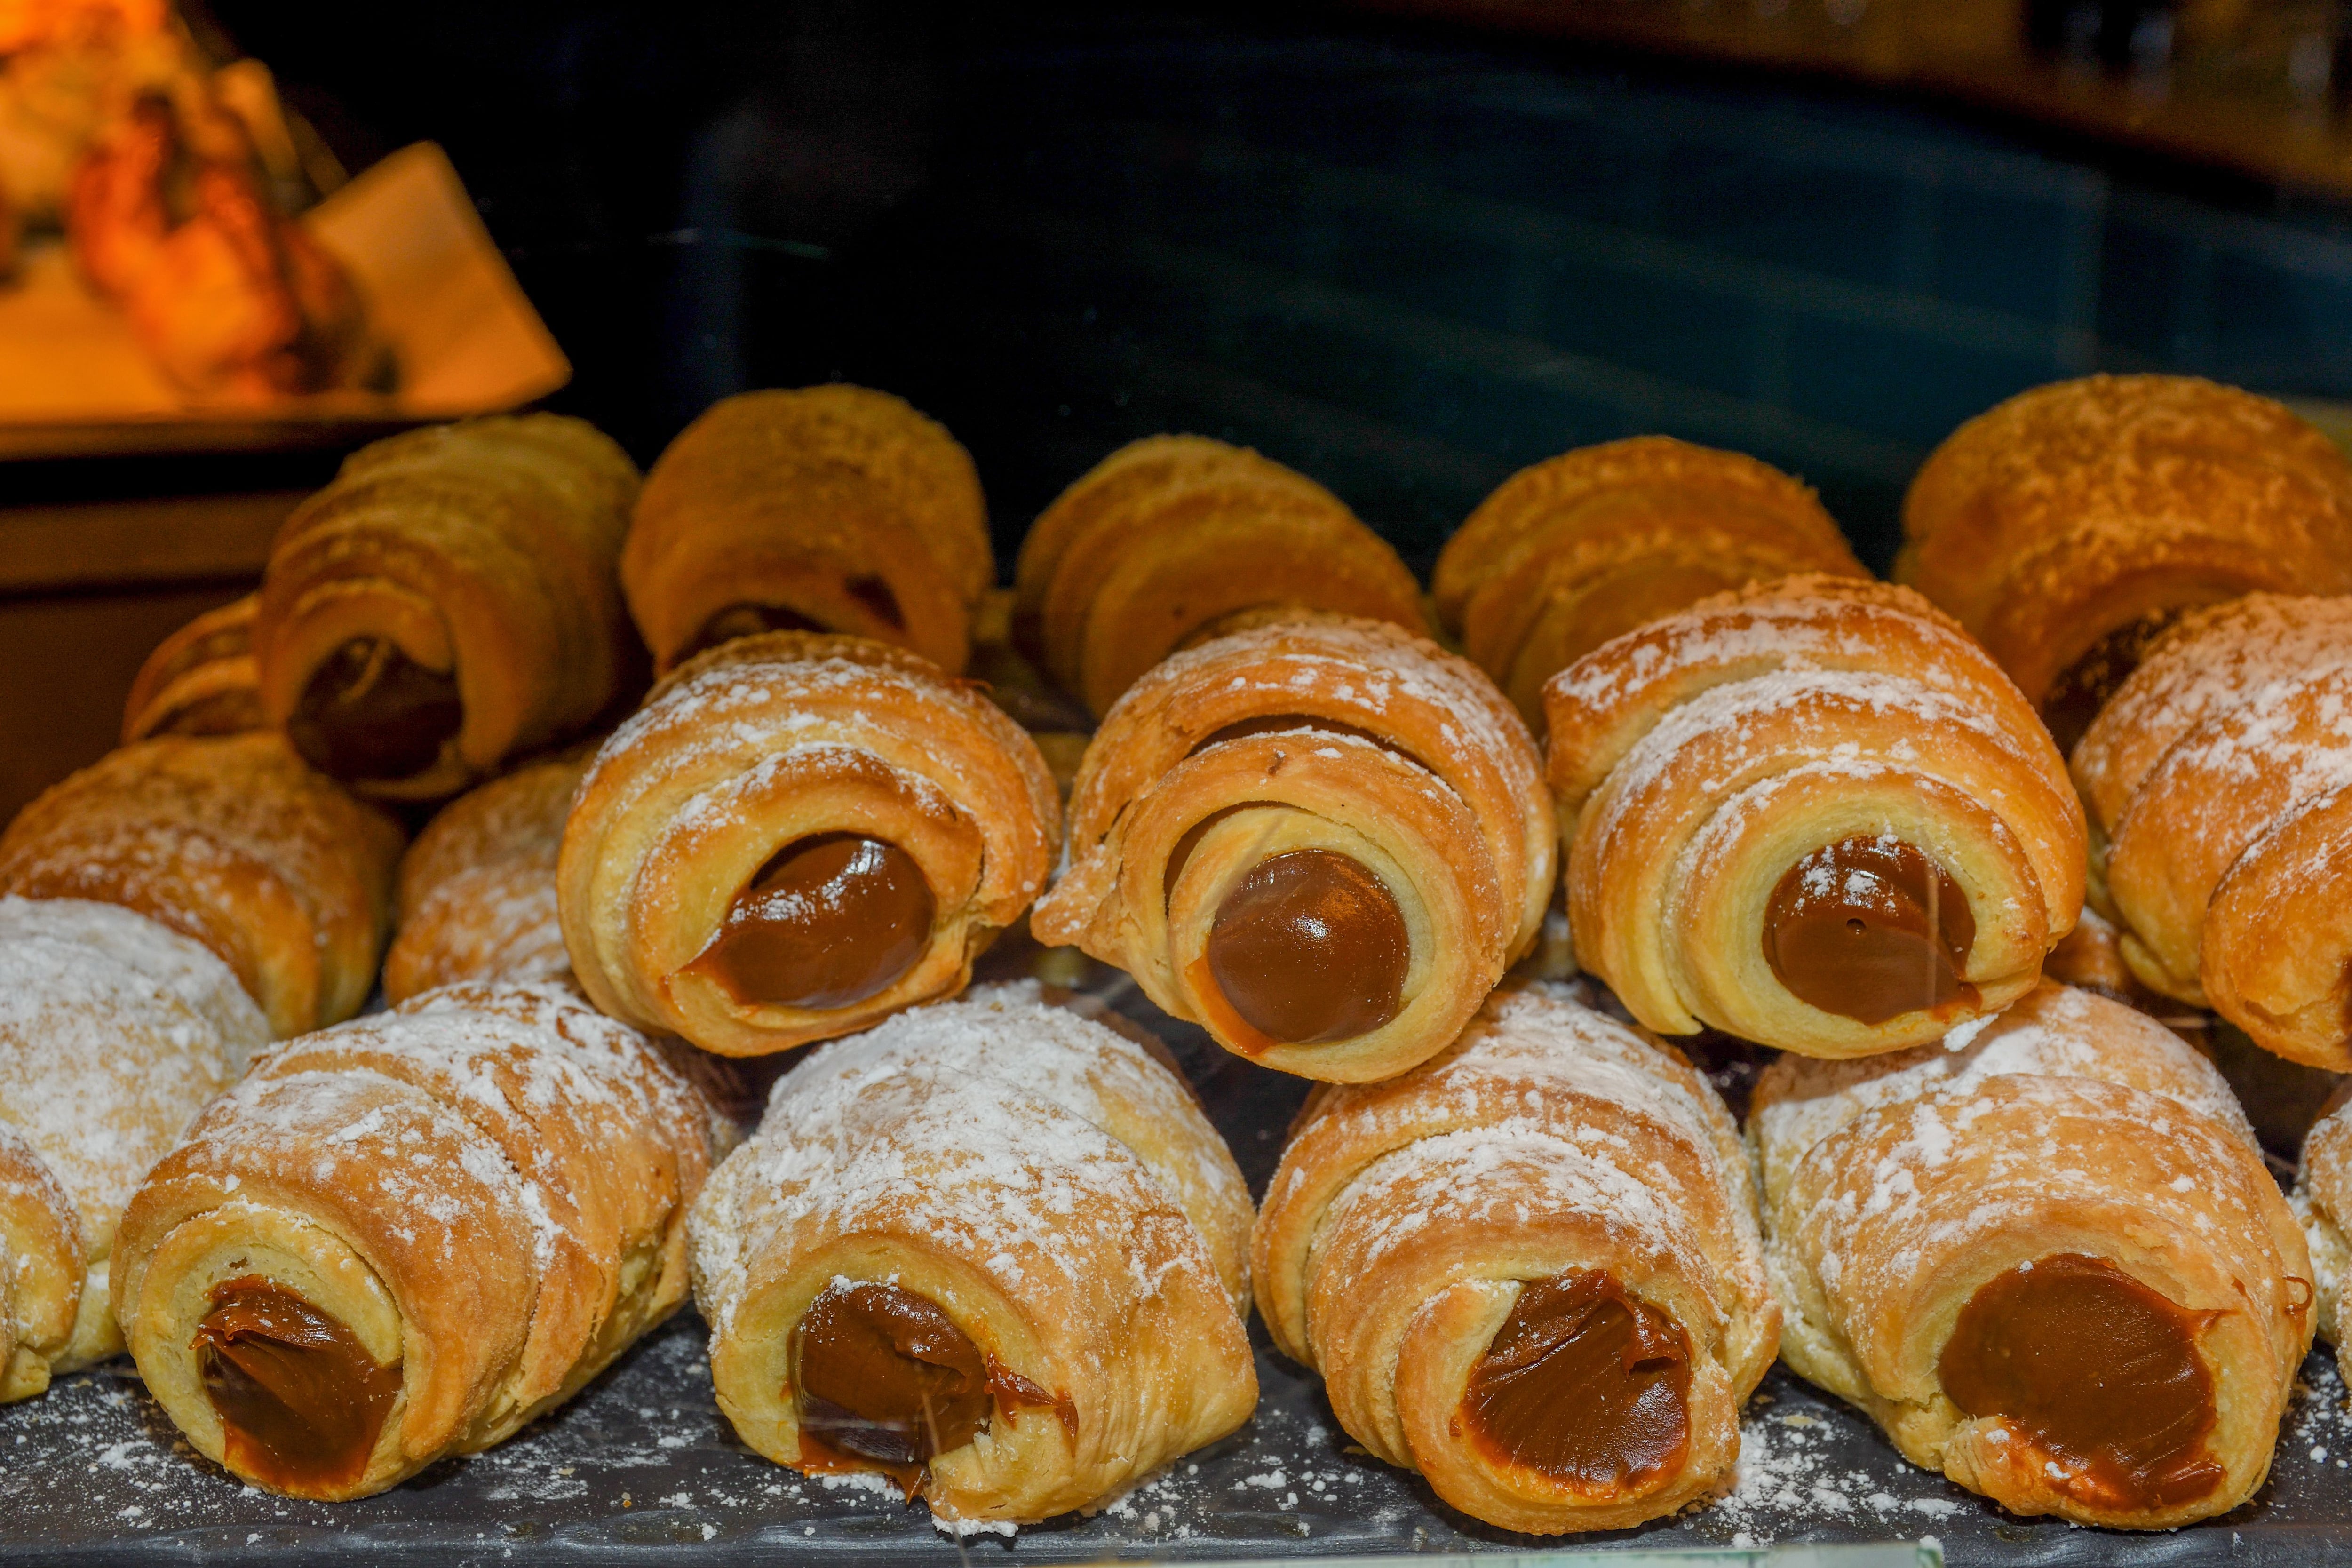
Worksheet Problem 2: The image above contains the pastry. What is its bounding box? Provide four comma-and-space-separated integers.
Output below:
111, 981, 724, 1500
1012, 435, 1428, 717
689, 981, 1255, 1526
1545, 575, 2083, 1057
1751, 981, 2310, 1529
0, 895, 266, 1403
559, 631, 1058, 1057
0, 732, 402, 1037
382, 746, 592, 1004
1433, 437, 1866, 723
1899, 374, 2352, 749
1253, 980, 1773, 1533
1031, 614, 1550, 1082
2073, 592, 2352, 1067
254, 414, 643, 801
120, 592, 265, 744
623, 385, 992, 677
2296, 1087, 2352, 1386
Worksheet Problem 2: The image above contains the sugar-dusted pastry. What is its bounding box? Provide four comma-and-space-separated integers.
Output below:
121, 593, 264, 744
1032, 615, 1550, 1082
1752, 981, 2310, 1529
254, 414, 642, 800
690, 982, 1254, 1527
1253, 981, 1772, 1533
111, 982, 723, 1500
0, 896, 267, 1403
2296, 1087, 2352, 1386
2072, 592, 2352, 1067
1544, 575, 2083, 1058
1433, 437, 1866, 723
383, 746, 591, 1004
623, 385, 992, 677
1012, 435, 1428, 717
0, 733, 403, 1037
1899, 374, 2352, 749
560, 631, 1058, 1058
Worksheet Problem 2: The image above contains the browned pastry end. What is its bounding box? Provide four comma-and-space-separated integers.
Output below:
121, 593, 265, 744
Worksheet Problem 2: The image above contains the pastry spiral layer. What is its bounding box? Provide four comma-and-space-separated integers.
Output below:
1031, 615, 1551, 1082
1752, 981, 2310, 1529
112, 982, 723, 1500
2296, 1088, 2352, 1388
560, 631, 1059, 1057
121, 593, 264, 744
1544, 575, 2083, 1057
690, 981, 1255, 1527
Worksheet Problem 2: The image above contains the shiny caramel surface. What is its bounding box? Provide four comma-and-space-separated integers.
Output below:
1203, 848, 1409, 1045
1764, 835, 1976, 1024
193, 1275, 400, 1496
688, 833, 933, 1010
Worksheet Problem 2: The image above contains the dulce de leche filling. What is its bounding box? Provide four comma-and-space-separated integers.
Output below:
1460, 1270, 1693, 1494
1764, 836, 1977, 1025
686, 833, 935, 1010
286, 637, 462, 782
192, 1275, 400, 1495
1196, 848, 1410, 1048
1939, 1253, 2225, 1512
2040, 609, 2185, 758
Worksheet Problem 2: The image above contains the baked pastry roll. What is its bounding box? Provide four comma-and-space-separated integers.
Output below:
0, 897, 267, 1403
1012, 435, 1428, 717
1899, 374, 2352, 749
1031, 614, 1550, 1082
560, 631, 1058, 1057
1433, 437, 1867, 723
1253, 980, 1772, 1533
1544, 575, 2083, 1057
0, 733, 404, 1037
111, 982, 723, 1501
1752, 981, 2310, 1529
623, 385, 992, 677
690, 981, 1255, 1527
383, 746, 591, 1003
254, 414, 642, 801
2296, 1088, 2352, 1386
121, 593, 264, 744
2072, 592, 2352, 1067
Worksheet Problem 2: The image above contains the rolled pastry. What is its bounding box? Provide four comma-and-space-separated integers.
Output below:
623, 385, 992, 677
1544, 575, 2083, 1057
111, 981, 723, 1500
1253, 980, 1771, 1532
2295, 1087, 2352, 1386
1899, 374, 2352, 750
1751, 981, 2311, 1529
1433, 437, 1867, 723
121, 593, 264, 744
560, 631, 1058, 1057
254, 414, 643, 800
2072, 592, 2352, 1067
383, 746, 592, 1004
689, 981, 1255, 1527
1031, 614, 1551, 1082
0, 733, 404, 1037
1012, 435, 1429, 716
0, 896, 267, 1403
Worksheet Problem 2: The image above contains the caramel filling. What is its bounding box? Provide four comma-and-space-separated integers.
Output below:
1201, 848, 1410, 1046
1939, 1253, 2224, 1512
1764, 836, 1977, 1025
192, 1276, 399, 1496
286, 637, 461, 782
1460, 1270, 1692, 1494
686, 834, 934, 1010
675, 602, 822, 665
2042, 610, 2185, 757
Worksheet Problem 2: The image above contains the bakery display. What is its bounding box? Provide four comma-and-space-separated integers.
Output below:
0, 894, 266, 1403
1253, 980, 1773, 1533
119, 592, 263, 743
253, 414, 642, 802
689, 981, 1255, 1528
1011, 434, 1427, 717
1433, 437, 1867, 723
1899, 374, 2352, 750
0, 732, 403, 1036
1752, 981, 2311, 1529
1545, 575, 2084, 1058
559, 630, 1058, 1057
622, 385, 992, 677
1031, 613, 1550, 1082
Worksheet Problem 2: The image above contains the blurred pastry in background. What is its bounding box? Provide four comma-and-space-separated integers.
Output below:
119, 592, 262, 744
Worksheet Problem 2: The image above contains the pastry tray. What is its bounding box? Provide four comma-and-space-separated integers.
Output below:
4, 951, 2350, 1567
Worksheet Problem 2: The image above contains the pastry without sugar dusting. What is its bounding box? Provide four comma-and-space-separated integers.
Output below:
120, 593, 265, 745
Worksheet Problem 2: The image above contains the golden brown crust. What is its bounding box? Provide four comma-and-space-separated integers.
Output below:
121, 594, 265, 745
